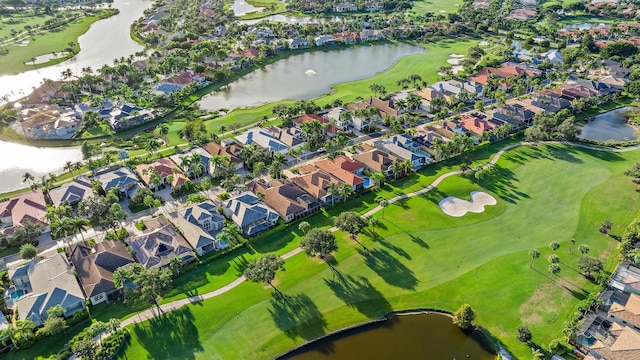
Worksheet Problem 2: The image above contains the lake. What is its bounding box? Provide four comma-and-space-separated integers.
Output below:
239, 14, 339, 25
0, 140, 83, 194
0, 0, 152, 102
199, 43, 424, 111
280, 312, 497, 360
579, 107, 638, 142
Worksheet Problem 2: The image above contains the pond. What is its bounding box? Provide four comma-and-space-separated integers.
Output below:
199, 43, 424, 111
0, 0, 152, 102
280, 312, 497, 360
0, 140, 83, 193
239, 14, 339, 25
579, 107, 638, 142
230, 0, 264, 16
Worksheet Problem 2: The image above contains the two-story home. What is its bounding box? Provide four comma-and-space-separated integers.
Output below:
95, 167, 143, 199
170, 147, 212, 178
203, 141, 244, 173
373, 134, 430, 168
0, 190, 49, 237
222, 192, 280, 237
127, 217, 197, 269
70, 240, 135, 305
313, 155, 366, 191
247, 180, 321, 223
236, 127, 290, 155
290, 167, 344, 205
263, 125, 305, 150
10, 254, 86, 326
136, 158, 188, 191
168, 201, 226, 255
49, 175, 94, 208
352, 146, 398, 178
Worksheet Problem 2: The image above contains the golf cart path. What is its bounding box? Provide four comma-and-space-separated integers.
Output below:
121, 141, 639, 328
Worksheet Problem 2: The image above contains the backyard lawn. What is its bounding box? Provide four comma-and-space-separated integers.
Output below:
108, 143, 640, 360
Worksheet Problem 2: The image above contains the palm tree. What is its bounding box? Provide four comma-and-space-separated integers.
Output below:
400, 159, 413, 176
51, 216, 74, 247
371, 171, 386, 189
327, 182, 339, 206
71, 217, 90, 242
528, 249, 540, 268
338, 183, 354, 204
155, 123, 169, 143
22, 172, 34, 187
379, 199, 389, 219
269, 152, 287, 179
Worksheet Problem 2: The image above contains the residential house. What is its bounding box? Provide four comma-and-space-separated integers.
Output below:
0, 190, 49, 237
335, 32, 360, 44
360, 29, 384, 42
350, 97, 400, 119
222, 192, 280, 237
293, 114, 341, 137
263, 125, 305, 149
469, 63, 541, 88
105, 103, 154, 131
505, 8, 538, 20
11, 254, 85, 326
313, 155, 366, 191
459, 113, 500, 137
335, 2, 357, 12
18, 105, 80, 139
127, 217, 197, 269
169, 147, 212, 178
373, 135, 429, 168
314, 35, 338, 46
168, 201, 226, 255
499, 103, 536, 126
290, 168, 344, 205
247, 180, 321, 222
236, 127, 290, 154
70, 240, 135, 305
136, 158, 188, 191
203, 141, 244, 173
322, 107, 352, 130
95, 167, 143, 199
288, 38, 310, 49
19, 81, 66, 108
49, 175, 94, 208
153, 70, 205, 95
413, 130, 448, 152
352, 147, 398, 177
364, 1, 383, 10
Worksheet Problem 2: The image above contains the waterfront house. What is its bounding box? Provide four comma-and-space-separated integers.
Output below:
0, 190, 49, 237
364, 1, 383, 10
288, 38, 310, 49
49, 175, 94, 208
19, 105, 80, 139
70, 240, 135, 305
335, 2, 357, 12
222, 192, 280, 237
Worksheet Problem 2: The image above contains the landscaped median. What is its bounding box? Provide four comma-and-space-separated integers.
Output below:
105, 143, 640, 360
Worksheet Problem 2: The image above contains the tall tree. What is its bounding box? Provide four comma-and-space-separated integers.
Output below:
19, 244, 37, 260
113, 263, 173, 310
549, 241, 560, 254
243, 253, 285, 291
528, 249, 540, 268
379, 199, 389, 219
334, 211, 367, 242
300, 228, 337, 260
548, 263, 561, 281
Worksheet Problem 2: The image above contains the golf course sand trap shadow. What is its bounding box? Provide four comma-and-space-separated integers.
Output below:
439, 191, 497, 217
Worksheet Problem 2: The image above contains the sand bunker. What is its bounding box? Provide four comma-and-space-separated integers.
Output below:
439, 191, 497, 217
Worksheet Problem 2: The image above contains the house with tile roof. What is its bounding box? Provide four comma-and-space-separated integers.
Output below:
136, 158, 189, 191
127, 217, 197, 269
314, 155, 366, 190
95, 167, 143, 199
11, 254, 85, 327
169, 147, 212, 178
18, 105, 80, 139
203, 141, 244, 172
290, 168, 344, 205
248, 180, 321, 223
0, 190, 49, 237
222, 192, 280, 237
70, 240, 135, 305
373, 134, 430, 168
588, 326, 640, 360
263, 125, 305, 149
236, 127, 290, 154
49, 175, 94, 208
168, 201, 226, 255
460, 113, 500, 137
352, 148, 398, 177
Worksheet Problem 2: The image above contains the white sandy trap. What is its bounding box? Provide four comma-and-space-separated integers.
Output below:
439, 191, 497, 217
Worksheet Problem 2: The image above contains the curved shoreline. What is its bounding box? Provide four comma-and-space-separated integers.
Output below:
274, 309, 498, 360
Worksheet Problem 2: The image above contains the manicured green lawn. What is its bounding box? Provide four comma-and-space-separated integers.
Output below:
112, 144, 640, 360
410, 0, 464, 15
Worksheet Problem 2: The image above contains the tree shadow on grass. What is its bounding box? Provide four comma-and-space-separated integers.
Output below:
233, 254, 252, 276
384, 219, 429, 249
478, 165, 529, 204
360, 248, 418, 290
545, 145, 584, 164
132, 306, 203, 359
371, 233, 411, 260
531, 267, 589, 300
324, 272, 392, 319
269, 292, 328, 341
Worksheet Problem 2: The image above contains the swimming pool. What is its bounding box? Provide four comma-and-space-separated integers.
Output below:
10, 289, 25, 302
219, 240, 229, 248
362, 177, 372, 188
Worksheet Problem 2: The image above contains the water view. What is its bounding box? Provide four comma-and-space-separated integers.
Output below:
281, 312, 496, 360
239, 14, 338, 25
199, 43, 424, 111
0, 140, 83, 193
579, 107, 639, 142
0, 0, 152, 102
230, 0, 264, 16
